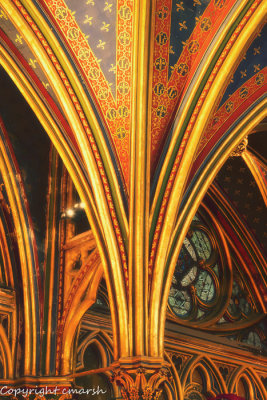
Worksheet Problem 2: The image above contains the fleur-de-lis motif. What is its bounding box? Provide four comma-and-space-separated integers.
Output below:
193, 0, 201, 6
253, 46, 260, 55
177, 63, 189, 76
86, 0, 95, 5
181, 39, 189, 48
179, 21, 187, 30
15, 34, 23, 44
169, 46, 175, 55
29, 58, 37, 69
240, 69, 247, 78
0, 9, 8, 19
97, 40, 106, 49
155, 57, 167, 71
84, 15, 93, 25
101, 22, 110, 32
109, 64, 116, 73
42, 82, 50, 89
176, 2, 184, 12
96, 58, 102, 64
104, 2, 113, 12
253, 64, 260, 72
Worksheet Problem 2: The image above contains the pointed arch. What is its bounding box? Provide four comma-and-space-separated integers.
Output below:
77, 330, 114, 371
242, 150, 267, 206
228, 367, 266, 399
164, 351, 182, 400
158, 100, 266, 356
0, 120, 39, 375
0, 0, 129, 359
205, 185, 267, 315
181, 355, 227, 395
60, 250, 103, 375
0, 324, 12, 378
149, 0, 266, 357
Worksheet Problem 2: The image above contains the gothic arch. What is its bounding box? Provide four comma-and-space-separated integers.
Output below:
0, 120, 39, 375
77, 330, 114, 370
181, 355, 227, 395
228, 367, 267, 399
60, 250, 103, 375
0, 0, 129, 361
149, 0, 266, 357
0, 324, 12, 378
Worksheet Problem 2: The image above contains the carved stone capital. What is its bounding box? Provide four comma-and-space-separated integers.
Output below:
230, 136, 248, 157
111, 360, 172, 400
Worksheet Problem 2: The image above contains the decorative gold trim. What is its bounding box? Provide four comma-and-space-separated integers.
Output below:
19, 0, 128, 235
243, 150, 267, 206
0, 121, 38, 376
149, 0, 251, 224
149, 2, 266, 357
61, 250, 102, 375
230, 136, 248, 157
128, 0, 155, 357
0, 0, 129, 359
158, 100, 267, 358
0, 324, 13, 378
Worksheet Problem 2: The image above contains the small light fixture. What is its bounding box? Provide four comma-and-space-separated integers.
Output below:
66, 208, 75, 218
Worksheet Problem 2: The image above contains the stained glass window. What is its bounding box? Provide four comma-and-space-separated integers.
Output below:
168, 211, 228, 322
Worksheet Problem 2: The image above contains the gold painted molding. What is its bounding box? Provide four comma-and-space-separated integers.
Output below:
242, 150, 267, 206
0, 124, 37, 375
0, 0, 129, 359
128, 0, 155, 357
159, 100, 267, 357
0, 324, 13, 378
149, 1, 266, 357
18, 0, 128, 235
150, 0, 251, 223
61, 251, 103, 375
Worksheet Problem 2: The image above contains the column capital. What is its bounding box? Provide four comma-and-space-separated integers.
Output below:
111, 358, 172, 400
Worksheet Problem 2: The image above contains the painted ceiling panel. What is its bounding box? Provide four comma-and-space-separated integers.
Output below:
216, 154, 267, 254
0, 0, 265, 198
150, 0, 235, 172
169, 0, 211, 78
0, 6, 56, 102
195, 67, 266, 161
64, 0, 117, 96
44, 0, 133, 188
219, 23, 267, 107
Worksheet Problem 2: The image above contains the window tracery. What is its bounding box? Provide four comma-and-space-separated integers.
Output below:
168, 212, 227, 322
